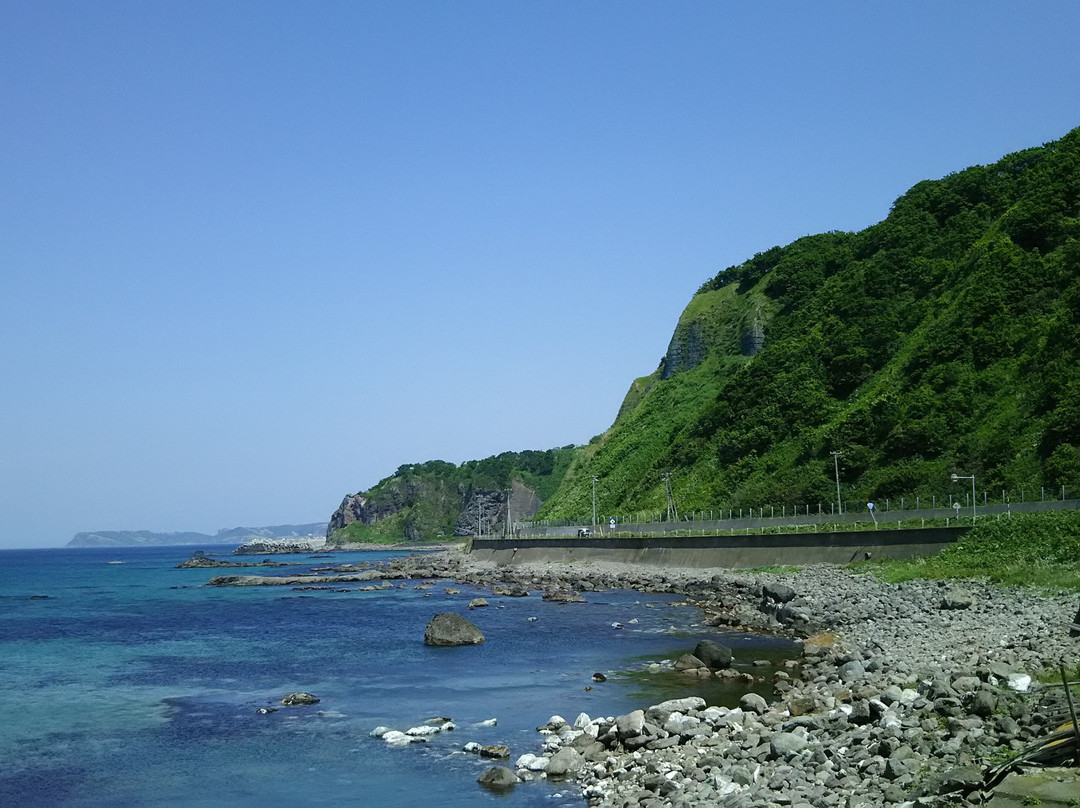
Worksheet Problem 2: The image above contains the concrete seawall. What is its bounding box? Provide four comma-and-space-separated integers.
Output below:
468, 527, 966, 569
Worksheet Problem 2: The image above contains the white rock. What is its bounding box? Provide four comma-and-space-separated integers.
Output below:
573, 712, 592, 729
515, 753, 538, 769
475, 718, 497, 726
1007, 673, 1032, 692
406, 725, 441, 736
547, 715, 567, 727
663, 712, 701, 735
463, 742, 482, 753
382, 731, 412, 747
369, 726, 392, 738
700, 707, 727, 723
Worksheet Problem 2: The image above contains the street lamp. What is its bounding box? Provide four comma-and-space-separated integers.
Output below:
950, 473, 976, 522
831, 451, 843, 515
591, 476, 599, 527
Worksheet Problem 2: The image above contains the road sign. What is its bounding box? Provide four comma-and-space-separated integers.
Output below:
609, 518, 616, 529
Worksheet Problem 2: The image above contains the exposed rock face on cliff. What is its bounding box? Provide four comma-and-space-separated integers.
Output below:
454, 490, 508, 537
328, 472, 549, 542
327, 493, 371, 534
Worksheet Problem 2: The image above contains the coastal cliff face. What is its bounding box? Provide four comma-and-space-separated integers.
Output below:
327, 451, 571, 543
327, 493, 376, 533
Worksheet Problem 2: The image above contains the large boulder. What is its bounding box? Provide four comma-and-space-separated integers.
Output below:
762, 582, 796, 603
546, 747, 584, 778
424, 613, 486, 646
477, 766, 519, 791
693, 639, 733, 669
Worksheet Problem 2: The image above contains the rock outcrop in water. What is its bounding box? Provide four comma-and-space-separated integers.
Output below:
423, 613, 486, 646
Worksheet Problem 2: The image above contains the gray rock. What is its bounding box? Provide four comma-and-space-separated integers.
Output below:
479, 744, 510, 759
467, 597, 488, 609
838, 660, 865, 682
541, 589, 585, 603
616, 710, 646, 738
940, 589, 973, 610
770, 731, 808, 757
970, 690, 997, 718
280, 692, 320, 706
477, 766, 519, 791
546, 746, 584, 778
763, 582, 796, 603
740, 692, 768, 714
674, 653, 707, 671
423, 613, 485, 646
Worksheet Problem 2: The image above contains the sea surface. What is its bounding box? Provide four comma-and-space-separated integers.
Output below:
0, 545, 797, 807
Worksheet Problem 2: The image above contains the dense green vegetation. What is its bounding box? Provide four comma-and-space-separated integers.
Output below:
332, 448, 575, 543
540, 126, 1080, 522
869, 511, 1080, 590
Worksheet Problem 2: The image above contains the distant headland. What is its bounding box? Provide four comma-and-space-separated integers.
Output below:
67, 523, 329, 548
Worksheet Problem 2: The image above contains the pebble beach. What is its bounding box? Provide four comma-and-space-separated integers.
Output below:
378, 550, 1080, 807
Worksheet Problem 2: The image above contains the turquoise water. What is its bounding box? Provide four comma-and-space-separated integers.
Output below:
0, 546, 796, 807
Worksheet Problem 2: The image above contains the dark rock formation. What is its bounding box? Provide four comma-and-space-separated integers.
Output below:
693, 639, 733, 669
423, 613, 486, 646
454, 489, 508, 538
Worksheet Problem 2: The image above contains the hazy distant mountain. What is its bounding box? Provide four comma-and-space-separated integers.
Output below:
67, 523, 329, 547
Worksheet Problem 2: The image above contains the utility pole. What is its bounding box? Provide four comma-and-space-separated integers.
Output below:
662, 472, 678, 521
591, 476, 599, 527
831, 451, 843, 516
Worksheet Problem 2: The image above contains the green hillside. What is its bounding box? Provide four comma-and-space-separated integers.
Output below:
330, 447, 575, 542
539, 126, 1080, 520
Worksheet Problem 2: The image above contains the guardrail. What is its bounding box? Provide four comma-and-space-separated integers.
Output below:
512, 498, 1080, 539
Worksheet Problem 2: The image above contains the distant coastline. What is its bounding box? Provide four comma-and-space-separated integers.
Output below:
67, 523, 329, 548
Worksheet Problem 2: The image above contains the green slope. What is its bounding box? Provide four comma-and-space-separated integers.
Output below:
539, 126, 1080, 520
331, 447, 575, 542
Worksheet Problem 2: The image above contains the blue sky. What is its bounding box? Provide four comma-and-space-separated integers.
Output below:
2, 1, 1079, 547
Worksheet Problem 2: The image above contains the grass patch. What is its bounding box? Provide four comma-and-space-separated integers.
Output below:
868, 511, 1080, 591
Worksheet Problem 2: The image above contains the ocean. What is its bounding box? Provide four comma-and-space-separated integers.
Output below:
0, 545, 797, 807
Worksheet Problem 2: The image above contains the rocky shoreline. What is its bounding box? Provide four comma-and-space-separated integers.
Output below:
371, 550, 1080, 806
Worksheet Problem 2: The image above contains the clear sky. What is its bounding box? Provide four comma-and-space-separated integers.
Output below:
2, 1, 1078, 548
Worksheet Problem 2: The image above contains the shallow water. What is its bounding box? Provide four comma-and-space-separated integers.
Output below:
0, 546, 798, 807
